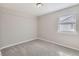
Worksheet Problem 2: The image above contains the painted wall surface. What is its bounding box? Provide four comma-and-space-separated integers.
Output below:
0, 7, 37, 48
0, 9, 2, 48
38, 5, 79, 50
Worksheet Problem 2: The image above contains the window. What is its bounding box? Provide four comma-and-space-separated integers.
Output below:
58, 15, 76, 32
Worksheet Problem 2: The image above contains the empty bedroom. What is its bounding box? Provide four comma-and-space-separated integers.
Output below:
0, 3, 79, 56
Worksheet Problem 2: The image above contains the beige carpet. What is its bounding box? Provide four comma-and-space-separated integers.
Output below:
1, 39, 79, 56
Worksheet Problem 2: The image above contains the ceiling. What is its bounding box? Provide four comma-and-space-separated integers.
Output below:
0, 3, 78, 16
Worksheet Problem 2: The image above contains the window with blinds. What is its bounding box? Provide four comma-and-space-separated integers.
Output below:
58, 15, 76, 32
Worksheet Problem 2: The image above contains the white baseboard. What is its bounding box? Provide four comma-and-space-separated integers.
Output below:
38, 37, 79, 51
1, 37, 79, 52
0, 38, 37, 50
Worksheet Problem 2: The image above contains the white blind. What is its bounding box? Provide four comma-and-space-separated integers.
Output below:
58, 15, 76, 32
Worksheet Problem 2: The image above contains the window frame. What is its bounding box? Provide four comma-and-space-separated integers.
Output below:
58, 15, 76, 32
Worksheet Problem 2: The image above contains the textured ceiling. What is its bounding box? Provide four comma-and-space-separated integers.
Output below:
0, 3, 78, 16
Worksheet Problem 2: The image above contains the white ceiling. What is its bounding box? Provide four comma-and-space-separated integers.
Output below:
0, 3, 78, 16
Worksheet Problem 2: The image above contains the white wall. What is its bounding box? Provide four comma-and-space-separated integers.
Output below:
0, 9, 2, 48
38, 5, 79, 50
0, 7, 37, 48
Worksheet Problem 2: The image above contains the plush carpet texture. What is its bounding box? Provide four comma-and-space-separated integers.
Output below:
1, 39, 79, 56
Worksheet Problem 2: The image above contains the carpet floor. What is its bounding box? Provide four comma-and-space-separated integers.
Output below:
1, 39, 79, 56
